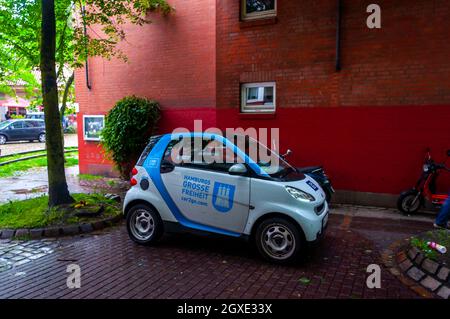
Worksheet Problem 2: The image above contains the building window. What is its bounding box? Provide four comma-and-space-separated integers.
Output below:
241, 0, 276, 20
241, 82, 276, 113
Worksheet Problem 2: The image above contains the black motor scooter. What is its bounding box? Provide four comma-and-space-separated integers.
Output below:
281, 149, 335, 203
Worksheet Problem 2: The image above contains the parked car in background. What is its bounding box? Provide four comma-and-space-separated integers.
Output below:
0, 119, 46, 144
25, 112, 45, 120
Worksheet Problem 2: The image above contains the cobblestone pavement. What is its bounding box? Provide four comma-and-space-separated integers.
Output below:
0, 211, 433, 299
0, 240, 59, 272
0, 134, 77, 156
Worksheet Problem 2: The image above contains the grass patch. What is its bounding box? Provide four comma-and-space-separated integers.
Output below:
0, 193, 121, 229
411, 229, 450, 263
0, 151, 47, 164
79, 174, 103, 181
0, 152, 78, 178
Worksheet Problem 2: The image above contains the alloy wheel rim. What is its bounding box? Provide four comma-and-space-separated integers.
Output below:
130, 209, 155, 241
39, 134, 45, 142
261, 224, 296, 260
0, 136, 5, 144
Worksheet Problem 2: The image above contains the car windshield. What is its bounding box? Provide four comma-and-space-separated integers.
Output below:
0, 121, 11, 129
232, 135, 296, 178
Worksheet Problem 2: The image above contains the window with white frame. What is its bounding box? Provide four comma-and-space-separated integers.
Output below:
242, 0, 277, 20
241, 82, 276, 113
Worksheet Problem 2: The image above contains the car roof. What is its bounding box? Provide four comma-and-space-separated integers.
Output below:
5, 119, 44, 123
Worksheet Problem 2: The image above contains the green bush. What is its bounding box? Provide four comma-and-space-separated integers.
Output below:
101, 96, 160, 178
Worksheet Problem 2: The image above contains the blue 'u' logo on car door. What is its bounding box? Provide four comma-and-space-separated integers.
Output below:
212, 182, 236, 213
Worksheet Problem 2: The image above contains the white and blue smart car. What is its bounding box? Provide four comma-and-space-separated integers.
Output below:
123, 133, 329, 264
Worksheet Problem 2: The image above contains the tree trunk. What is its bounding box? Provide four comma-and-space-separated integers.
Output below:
40, 0, 74, 207
60, 71, 75, 151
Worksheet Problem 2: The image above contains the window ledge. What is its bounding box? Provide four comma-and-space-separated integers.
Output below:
239, 17, 278, 29
238, 112, 277, 120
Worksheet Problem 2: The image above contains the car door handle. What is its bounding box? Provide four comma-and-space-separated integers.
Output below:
160, 161, 175, 174
249, 205, 255, 210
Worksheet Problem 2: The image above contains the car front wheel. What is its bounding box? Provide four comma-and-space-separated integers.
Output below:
255, 217, 304, 264
0, 135, 6, 145
126, 204, 163, 245
38, 133, 45, 143
397, 190, 422, 214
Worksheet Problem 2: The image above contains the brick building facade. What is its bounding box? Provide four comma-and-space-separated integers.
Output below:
75, 0, 450, 205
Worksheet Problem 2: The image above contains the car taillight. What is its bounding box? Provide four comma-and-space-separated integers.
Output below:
130, 177, 137, 186
131, 167, 138, 175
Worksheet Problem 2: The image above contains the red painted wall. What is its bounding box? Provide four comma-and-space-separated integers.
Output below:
217, 106, 450, 194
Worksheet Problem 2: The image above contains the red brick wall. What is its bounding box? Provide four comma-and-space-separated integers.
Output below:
75, 0, 217, 175
216, 0, 450, 108
216, 0, 450, 194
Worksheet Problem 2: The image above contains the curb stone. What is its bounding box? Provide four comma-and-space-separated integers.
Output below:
407, 267, 426, 281
0, 214, 123, 239
437, 267, 449, 281
388, 238, 450, 299
437, 286, 450, 299
382, 239, 434, 299
420, 276, 442, 292
0, 229, 15, 239
422, 259, 439, 274
30, 228, 44, 239
14, 229, 30, 238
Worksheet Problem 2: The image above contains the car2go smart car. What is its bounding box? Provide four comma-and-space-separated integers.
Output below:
123, 133, 329, 264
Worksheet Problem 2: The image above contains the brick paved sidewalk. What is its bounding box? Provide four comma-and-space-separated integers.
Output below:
0, 214, 429, 299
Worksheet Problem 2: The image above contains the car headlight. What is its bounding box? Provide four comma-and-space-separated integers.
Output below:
423, 164, 429, 173
285, 186, 315, 202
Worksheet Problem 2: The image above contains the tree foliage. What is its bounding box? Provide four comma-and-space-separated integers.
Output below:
101, 96, 160, 178
0, 0, 173, 101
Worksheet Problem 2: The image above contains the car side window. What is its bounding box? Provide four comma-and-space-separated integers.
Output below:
162, 138, 239, 173
24, 121, 36, 128
11, 121, 23, 129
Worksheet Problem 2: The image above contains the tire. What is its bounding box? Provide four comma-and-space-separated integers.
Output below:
0, 135, 6, 145
126, 204, 163, 245
254, 217, 305, 264
397, 189, 422, 214
38, 133, 45, 143
324, 188, 332, 203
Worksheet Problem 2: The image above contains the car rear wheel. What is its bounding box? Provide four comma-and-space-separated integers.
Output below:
0, 135, 6, 145
255, 217, 304, 264
126, 204, 163, 245
38, 133, 45, 143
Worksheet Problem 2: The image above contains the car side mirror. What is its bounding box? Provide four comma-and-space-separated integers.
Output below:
228, 163, 247, 176
447, 149, 450, 157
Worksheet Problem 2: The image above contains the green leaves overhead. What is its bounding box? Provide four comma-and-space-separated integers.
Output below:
0, 0, 173, 96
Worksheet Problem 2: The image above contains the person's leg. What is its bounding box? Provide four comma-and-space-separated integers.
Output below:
435, 196, 450, 226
